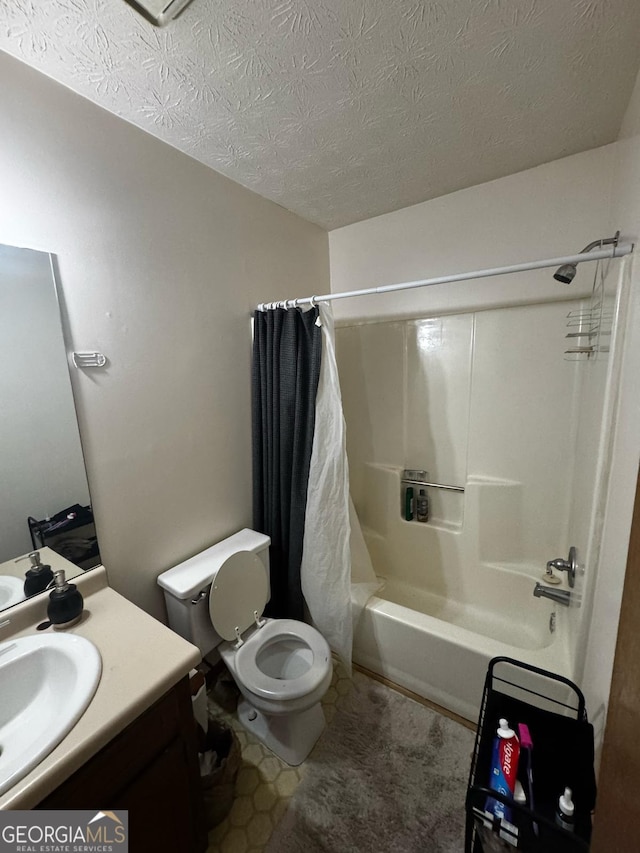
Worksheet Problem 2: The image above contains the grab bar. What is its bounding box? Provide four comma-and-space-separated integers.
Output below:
401, 478, 465, 493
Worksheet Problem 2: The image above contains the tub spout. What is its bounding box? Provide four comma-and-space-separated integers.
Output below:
533, 583, 571, 607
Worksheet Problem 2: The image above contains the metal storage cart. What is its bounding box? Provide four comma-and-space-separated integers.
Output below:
28, 503, 101, 570
466, 657, 596, 852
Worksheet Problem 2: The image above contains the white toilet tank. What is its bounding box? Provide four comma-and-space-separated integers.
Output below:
158, 528, 271, 655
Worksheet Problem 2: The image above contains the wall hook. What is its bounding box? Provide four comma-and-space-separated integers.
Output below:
72, 352, 107, 369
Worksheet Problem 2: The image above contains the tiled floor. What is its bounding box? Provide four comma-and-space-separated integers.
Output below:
206, 658, 352, 853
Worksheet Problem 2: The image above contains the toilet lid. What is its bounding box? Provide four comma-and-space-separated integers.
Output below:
208, 551, 269, 641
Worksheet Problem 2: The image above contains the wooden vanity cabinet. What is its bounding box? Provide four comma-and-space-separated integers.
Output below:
36, 676, 207, 853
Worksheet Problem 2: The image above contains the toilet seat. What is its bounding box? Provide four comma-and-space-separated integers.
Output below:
206, 547, 331, 706
234, 619, 331, 702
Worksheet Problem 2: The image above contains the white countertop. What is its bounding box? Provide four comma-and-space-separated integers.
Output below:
0, 566, 201, 809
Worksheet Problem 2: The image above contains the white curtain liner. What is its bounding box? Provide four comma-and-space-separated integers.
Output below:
300, 303, 380, 673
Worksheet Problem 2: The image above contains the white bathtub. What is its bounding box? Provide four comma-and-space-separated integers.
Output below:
352, 570, 574, 723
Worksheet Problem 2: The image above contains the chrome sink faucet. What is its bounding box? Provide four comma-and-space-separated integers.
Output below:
533, 583, 571, 607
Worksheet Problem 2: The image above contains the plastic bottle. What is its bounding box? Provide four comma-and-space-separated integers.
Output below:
513, 780, 526, 805
416, 489, 429, 522
556, 787, 575, 832
404, 487, 414, 521
485, 719, 520, 822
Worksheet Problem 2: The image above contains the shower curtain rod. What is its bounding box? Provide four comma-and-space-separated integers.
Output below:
256, 242, 634, 311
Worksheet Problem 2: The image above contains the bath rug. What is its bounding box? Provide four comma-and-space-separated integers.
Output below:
265, 672, 475, 853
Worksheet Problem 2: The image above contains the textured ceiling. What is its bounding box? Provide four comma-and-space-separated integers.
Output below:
1, 0, 640, 229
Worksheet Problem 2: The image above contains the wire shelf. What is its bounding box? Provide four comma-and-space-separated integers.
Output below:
564, 256, 615, 361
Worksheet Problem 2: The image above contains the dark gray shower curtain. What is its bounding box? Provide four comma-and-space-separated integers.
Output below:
252, 306, 322, 620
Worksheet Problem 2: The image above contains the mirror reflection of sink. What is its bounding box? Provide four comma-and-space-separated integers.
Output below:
0, 633, 102, 795
0, 576, 25, 610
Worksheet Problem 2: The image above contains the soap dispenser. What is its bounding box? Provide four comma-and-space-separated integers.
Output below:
47, 570, 84, 629
22, 551, 54, 597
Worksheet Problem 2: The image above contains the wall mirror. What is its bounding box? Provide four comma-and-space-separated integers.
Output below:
0, 242, 100, 613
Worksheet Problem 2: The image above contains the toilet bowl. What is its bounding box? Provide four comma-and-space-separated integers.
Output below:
220, 618, 333, 765
158, 528, 333, 765
229, 619, 333, 709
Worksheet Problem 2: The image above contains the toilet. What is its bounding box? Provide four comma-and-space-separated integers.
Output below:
158, 528, 333, 765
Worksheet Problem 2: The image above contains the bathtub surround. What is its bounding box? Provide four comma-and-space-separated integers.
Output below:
252, 307, 322, 621
349, 496, 383, 634
265, 671, 474, 853
336, 297, 614, 720
338, 301, 595, 574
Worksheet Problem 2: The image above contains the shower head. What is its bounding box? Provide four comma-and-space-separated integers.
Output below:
553, 263, 577, 284
552, 232, 620, 284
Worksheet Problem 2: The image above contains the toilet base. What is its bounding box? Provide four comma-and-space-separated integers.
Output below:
237, 698, 326, 766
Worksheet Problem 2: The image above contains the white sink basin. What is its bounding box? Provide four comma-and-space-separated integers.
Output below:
0, 576, 24, 609
0, 633, 102, 795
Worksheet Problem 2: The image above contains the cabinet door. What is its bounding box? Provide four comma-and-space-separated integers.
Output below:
36, 678, 207, 852
113, 736, 199, 853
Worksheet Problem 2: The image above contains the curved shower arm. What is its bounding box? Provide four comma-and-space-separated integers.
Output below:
579, 231, 620, 255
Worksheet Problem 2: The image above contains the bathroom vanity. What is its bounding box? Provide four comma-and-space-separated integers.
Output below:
37, 678, 204, 852
0, 567, 207, 853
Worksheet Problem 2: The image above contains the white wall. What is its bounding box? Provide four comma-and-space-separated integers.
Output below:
0, 244, 90, 561
329, 145, 615, 323
0, 51, 329, 620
